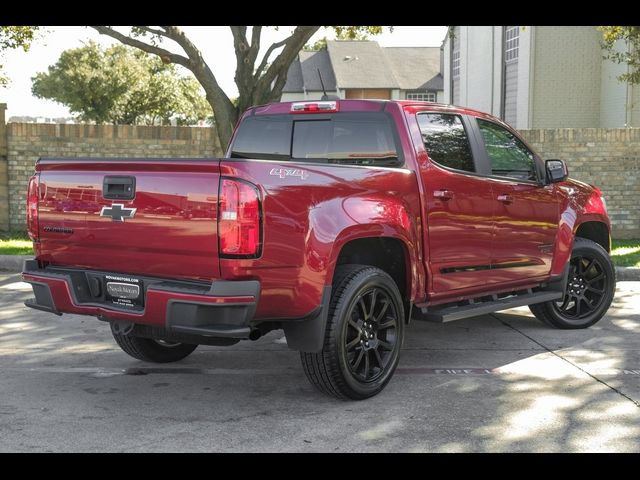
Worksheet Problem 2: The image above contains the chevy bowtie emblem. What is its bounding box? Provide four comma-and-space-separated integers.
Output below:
100, 203, 137, 222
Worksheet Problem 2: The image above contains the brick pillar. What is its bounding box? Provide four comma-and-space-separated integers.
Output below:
0, 103, 9, 232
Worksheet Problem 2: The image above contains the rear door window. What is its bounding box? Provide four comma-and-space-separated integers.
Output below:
417, 113, 476, 173
231, 113, 401, 166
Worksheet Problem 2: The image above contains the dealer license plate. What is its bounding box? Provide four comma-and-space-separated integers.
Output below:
104, 274, 143, 308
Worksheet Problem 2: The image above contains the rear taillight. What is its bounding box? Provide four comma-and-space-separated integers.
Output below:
218, 178, 261, 257
27, 175, 39, 241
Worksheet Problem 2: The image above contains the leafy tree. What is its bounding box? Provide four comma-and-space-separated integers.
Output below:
600, 26, 640, 84
1, 26, 40, 86
31, 42, 211, 125
91, 26, 386, 148
304, 38, 329, 52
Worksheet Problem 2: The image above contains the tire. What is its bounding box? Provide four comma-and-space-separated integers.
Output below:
529, 238, 616, 329
112, 332, 198, 363
301, 264, 405, 400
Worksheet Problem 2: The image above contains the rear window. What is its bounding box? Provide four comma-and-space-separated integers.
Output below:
230, 113, 402, 166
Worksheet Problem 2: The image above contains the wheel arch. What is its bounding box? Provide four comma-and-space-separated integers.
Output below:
334, 236, 411, 302
551, 216, 611, 276
575, 221, 611, 253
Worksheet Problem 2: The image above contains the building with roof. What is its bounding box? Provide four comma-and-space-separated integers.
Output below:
281, 40, 444, 102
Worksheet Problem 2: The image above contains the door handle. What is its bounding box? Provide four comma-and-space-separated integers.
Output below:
433, 189, 453, 201
497, 194, 514, 204
103, 176, 136, 200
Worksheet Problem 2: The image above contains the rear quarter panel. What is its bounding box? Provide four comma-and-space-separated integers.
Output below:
219, 160, 423, 320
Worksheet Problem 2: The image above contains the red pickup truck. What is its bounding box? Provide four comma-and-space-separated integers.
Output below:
22, 100, 615, 399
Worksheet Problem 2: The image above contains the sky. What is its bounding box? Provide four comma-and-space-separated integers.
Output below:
0, 26, 447, 120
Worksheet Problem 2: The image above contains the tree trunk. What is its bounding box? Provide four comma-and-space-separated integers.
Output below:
188, 60, 238, 152
206, 93, 237, 152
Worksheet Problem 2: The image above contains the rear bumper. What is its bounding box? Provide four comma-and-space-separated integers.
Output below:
22, 259, 260, 339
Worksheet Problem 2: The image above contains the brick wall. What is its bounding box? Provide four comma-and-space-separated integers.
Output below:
1, 118, 638, 240
2, 122, 222, 230
519, 128, 640, 239
0, 104, 8, 231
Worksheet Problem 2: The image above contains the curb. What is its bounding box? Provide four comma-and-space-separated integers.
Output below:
616, 266, 640, 281
0, 255, 31, 273
1, 255, 639, 281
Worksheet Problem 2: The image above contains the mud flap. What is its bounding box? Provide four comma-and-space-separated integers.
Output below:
282, 286, 331, 353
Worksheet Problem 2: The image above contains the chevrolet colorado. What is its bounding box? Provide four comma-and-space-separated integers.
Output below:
22, 100, 615, 399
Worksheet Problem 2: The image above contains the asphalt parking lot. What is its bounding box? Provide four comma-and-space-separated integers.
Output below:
1, 271, 638, 452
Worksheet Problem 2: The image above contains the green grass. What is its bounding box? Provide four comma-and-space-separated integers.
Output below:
0, 232, 33, 255
611, 239, 640, 268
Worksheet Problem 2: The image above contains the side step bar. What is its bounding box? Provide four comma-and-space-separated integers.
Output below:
417, 289, 563, 323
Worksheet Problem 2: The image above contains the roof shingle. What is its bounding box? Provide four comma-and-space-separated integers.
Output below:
382, 47, 442, 90
326, 41, 398, 89
283, 40, 444, 94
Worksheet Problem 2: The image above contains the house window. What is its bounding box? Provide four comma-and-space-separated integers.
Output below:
407, 92, 436, 102
505, 26, 519, 62
452, 50, 460, 77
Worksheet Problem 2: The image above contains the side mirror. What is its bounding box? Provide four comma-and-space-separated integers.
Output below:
545, 159, 568, 184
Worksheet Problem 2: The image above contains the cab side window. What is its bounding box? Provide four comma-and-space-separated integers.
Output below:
476, 119, 537, 181
417, 113, 475, 173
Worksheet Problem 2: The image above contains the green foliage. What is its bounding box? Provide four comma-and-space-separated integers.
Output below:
304, 37, 328, 51
0, 26, 40, 86
0, 237, 33, 255
31, 42, 211, 125
611, 239, 640, 267
599, 26, 640, 84
0, 26, 39, 50
304, 26, 390, 51
331, 26, 388, 39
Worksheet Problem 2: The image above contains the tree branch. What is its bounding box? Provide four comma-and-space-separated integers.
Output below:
91, 26, 191, 68
158, 26, 232, 106
248, 26, 262, 68
156, 26, 237, 148
254, 26, 319, 101
254, 36, 290, 80
250, 26, 262, 53
230, 25, 247, 41
159, 26, 206, 64
133, 26, 170, 39
230, 26, 250, 99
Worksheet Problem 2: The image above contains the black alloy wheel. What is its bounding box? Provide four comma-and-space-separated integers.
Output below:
553, 254, 608, 320
529, 238, 615, 329
300, 265, 405, 400
344, 286, 399, 383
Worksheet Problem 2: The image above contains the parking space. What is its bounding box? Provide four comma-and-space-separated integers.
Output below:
1, 272, 638, 452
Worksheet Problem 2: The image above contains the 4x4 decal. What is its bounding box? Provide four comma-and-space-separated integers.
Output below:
269, 168, 308, 180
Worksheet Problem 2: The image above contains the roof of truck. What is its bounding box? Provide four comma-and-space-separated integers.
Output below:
251, 99, 499, 122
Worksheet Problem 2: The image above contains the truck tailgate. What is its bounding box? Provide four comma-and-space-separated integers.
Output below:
36, 158, 222, 281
